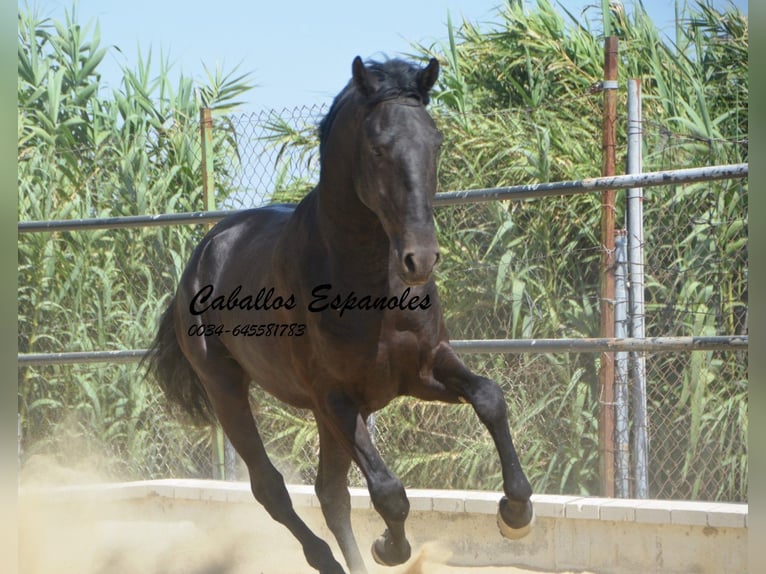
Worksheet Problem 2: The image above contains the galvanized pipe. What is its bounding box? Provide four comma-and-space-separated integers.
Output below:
17, 210, 233, 233
614, 233, 630, 498
18, 336, 748, 366
627, 79, 649, 499
18, 349, 149, 365
18, 164, 748, 234
432, 163, 748, 206
450, 336, 748, 354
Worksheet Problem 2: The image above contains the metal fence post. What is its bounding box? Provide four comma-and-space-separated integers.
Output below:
626, 79, 649, 498
614, 232, 630, 498
200, 107, 239, 481
598, 35, 619, 498
201, 107, 223, 480
200, 107, 216, 211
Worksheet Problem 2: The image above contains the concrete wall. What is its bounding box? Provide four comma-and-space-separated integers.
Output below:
21, 479, 748, 573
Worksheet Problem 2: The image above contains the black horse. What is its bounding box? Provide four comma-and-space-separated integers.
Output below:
147, 56, 533, 574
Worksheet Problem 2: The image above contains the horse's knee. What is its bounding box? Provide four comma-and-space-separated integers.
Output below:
369, 477, 409, 523
470, 377, 508, 425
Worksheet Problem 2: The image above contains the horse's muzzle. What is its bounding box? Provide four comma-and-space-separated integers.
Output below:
399, 248, 440, 285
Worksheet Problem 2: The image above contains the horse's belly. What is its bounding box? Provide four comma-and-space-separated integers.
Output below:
220, 331, 315, 409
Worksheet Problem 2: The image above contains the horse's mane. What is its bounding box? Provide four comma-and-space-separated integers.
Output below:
317, 58, 431, 162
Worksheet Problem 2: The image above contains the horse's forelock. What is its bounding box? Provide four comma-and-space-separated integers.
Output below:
364, 59, 431, 105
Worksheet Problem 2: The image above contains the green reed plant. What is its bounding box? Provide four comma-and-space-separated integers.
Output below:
18, 3, 253, 477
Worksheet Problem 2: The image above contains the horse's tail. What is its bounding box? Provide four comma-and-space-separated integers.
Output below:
143, 297, 216, 426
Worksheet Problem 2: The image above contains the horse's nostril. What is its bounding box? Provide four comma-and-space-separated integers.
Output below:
434, 252, 440, 266
403, 253, 417, 274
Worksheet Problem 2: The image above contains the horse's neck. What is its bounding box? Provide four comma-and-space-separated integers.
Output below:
312, 181, 391, 288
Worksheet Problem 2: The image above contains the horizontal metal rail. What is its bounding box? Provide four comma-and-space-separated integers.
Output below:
18, 349, 149, 366
433, 163, 747, 206
450, 335, 748, 354
17, 336, 747, 366
18, 164, 747, 233
17, 210, 233, 234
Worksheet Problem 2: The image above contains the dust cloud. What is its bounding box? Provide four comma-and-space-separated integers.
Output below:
19, 456, 590, 574
19, 454, 258, 574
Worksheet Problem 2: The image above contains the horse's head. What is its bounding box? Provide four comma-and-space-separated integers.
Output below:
320, 57, 443, 286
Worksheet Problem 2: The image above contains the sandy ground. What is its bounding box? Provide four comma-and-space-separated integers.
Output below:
18, 504, 593, 574
18, 519, 590, 574
19, 457, 593, 574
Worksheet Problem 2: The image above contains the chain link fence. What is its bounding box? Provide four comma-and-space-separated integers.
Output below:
216, 106, 326, 209
18, 105, 747, 502
635, 120, 748, 502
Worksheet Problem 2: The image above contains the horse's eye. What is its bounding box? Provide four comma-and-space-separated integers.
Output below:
371, 145, 384, 157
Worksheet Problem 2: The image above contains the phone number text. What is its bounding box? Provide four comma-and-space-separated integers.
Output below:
187, 323, 306, 337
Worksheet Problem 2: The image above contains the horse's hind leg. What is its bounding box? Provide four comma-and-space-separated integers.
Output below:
198, 367, 346, 574
433, 344, 534, 539
318, 392, 411, 568
316, 422, 367, 574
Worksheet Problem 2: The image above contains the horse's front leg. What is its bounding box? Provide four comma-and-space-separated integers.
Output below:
318, 391, 412, 567
432, 343, 535, 539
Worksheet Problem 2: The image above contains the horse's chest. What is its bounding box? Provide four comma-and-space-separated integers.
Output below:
311, 327, 433, 405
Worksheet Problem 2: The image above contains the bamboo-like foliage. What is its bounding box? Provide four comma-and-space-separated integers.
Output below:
18, 4, 253, 478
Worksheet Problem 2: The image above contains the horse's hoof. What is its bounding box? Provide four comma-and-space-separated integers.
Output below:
497, 496, 535, 540
371, 530, 411, 566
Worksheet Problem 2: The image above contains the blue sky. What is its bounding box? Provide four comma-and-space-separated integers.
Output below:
26, 0, 748, 112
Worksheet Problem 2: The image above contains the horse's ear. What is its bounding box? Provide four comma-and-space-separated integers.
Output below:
352, 56, 375, 97
417, 58, 440, 94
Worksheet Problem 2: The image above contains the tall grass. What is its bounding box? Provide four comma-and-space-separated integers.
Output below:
17, 5, 252, 478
